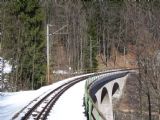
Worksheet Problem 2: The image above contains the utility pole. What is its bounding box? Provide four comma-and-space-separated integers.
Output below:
0, 29, 2, 86
46, 24, 68, 84
47, 24, 50, 84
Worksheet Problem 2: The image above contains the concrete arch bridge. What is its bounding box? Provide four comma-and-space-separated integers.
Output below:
85, 70, 134, 120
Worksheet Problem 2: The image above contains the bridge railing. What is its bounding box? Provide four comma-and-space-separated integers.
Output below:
84, 74, 108, 120
84, 68, 137, 120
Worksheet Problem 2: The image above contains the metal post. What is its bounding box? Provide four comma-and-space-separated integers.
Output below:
47, 24, 50, 84
0, 32, 2, 86
46, 24, 68, 84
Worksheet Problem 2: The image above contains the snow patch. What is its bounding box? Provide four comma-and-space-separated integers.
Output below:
0, 57, 12, 73
47, 80, 87, 120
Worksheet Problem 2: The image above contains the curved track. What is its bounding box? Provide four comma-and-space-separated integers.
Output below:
13, 68, 137, 120
20, 76, 91, 120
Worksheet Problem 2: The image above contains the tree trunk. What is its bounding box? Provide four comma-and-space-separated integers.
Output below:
147, 90, 152, 120
89, 36, 92, 71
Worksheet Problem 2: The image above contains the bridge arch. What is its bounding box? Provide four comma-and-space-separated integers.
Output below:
101, 87, 110, 104
112, 82, 120, 97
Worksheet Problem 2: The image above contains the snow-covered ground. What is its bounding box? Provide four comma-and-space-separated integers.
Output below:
0, 73, 93, 120
48, 80, 87, 120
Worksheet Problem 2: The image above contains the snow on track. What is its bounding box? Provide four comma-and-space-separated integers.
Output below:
46, 70, 129, 120
0, 74, 93, 120
47, 80, 87, 120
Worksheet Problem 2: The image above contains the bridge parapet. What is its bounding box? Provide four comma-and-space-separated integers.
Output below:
84, 71, 131, 120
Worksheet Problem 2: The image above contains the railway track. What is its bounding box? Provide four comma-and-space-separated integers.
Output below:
13, 74, 97, 120
13, 68, 137, 120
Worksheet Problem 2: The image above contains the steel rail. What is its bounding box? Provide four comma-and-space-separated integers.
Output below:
20, 73, 108, 120
21, 76, 89, 120
14, 68, 137, 120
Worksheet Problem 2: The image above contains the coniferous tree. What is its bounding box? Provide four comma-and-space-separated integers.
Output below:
1, 0, 46, 90
83, 0, 99, 72
13, 0, 46, 89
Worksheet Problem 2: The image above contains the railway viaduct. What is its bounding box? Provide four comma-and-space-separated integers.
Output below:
85, 71, 133, 120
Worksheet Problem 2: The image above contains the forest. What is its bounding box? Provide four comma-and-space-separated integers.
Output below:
0, 0, 160, 119
0, 0, 160, 105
